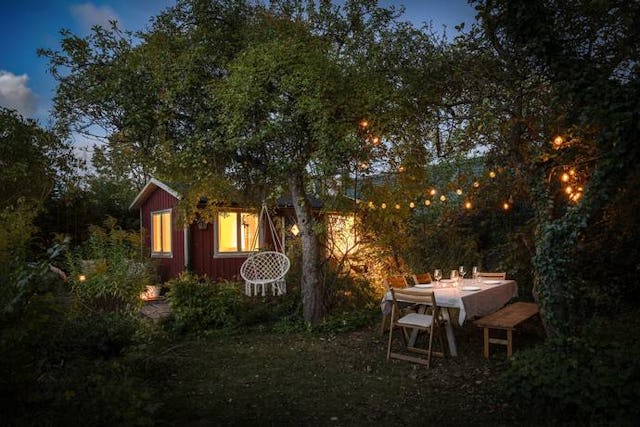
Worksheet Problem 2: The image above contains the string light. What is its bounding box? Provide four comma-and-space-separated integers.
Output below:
360, 120, 368, 128
473, 181, 480, 188
456, 189, 463, 195
368, 201, 374, 209
429, 188, 437, 196
552, 135, 564, 148
397, 165, 405, 173
489, 171, 496, 178
409, 202, 415, 208
381, 203, 387, 209
502, 202, 510, 210
425, 200, 431, 206
561, 173, 570, 182
371, 136, 380, 145
78, 275, 86, 282
440, 195, 446, 202
464, 201, 472, 209
565, 186, 573, 194
394, 203, 401, 210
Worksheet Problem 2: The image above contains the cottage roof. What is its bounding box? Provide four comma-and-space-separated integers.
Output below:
129, 178, 182, 210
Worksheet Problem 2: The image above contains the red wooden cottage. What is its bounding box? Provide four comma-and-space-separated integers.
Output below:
130, 178, 289, 282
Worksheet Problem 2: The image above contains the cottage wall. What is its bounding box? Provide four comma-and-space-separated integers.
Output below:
140, 188, 186, 282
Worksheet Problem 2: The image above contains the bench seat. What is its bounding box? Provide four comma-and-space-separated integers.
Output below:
475, 302, 539, 358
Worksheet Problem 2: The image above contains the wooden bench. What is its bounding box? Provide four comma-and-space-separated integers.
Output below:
475, 302, 539, 358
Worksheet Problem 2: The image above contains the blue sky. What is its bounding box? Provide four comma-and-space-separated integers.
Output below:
0, 0, 476, 129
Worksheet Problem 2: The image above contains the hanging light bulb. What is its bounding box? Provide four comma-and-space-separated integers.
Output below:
561, 173, 570, 182
368, 201, 374, 209
565, 186, 573, 195
360, 120, 368, 128
371, 136, 380, 145
381, 203, 387, 209
502, 202, 510, 210
425, 200, 431, 206
569, 168, 576, 176
489, 171, 496, 178
464, 201, 472, 209
440, 195, 446, 202
473, 181, 480, 188
397, 165, 405, 173
553, 135, 564, 148
429, 188, 437, 196
456, 189, 463, 195
409, 202, 415, 208
78, 275, 86, 282
394, 203, 401, 209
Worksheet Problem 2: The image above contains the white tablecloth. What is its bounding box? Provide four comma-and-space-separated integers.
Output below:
381, 279, 518, 325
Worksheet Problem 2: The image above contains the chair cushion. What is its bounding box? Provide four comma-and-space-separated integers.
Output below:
396, 313, 433, 328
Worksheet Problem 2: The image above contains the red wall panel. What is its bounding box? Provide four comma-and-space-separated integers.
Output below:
140, 188, 185, 282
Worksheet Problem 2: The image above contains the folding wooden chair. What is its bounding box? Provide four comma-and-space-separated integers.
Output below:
380, 275, 409, 334
386, 288, 446, 367
411, 272, 432, 285
477, 272, 507, 280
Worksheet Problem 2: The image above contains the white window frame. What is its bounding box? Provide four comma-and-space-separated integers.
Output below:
214, 210, 261, 257
151, 209, 173, 258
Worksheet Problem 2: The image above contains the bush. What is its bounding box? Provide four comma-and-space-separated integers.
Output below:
66, 218, 155, 313
501, 311, 640, 425
168, 273, 246, 332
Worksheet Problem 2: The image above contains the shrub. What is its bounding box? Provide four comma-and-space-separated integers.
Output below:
66, 217, 155, 313
168, 273, 246, 332
501, 311, 640, 425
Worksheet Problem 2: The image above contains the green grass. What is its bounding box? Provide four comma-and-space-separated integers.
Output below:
155, 320, 545, 426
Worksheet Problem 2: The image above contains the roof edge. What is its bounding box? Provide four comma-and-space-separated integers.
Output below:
129, 178, 181, 210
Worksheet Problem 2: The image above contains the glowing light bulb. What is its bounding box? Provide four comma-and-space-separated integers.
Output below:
360, 120, 368, 128
429, 188, 437, 196
394, 203, 400, 210
489, 171, 496, 178
425, 200, 431, 206
553, 135, 564, 147
381, 203, 387, 209
565, 186, 573, 194
502, 202, 510, 210
569, 168, 576, 176
290, 224, 300, 236
78, 275, 86, 282
409, 202, 415, 208
456, 189, 463, 195
473, 181, 480, 188
368, 201, 374, 208
440, 195, 446, 202
561, 173, 570, 182
465, 201, 472, 209
371, 136, 380, 145
398, 165, 405, 172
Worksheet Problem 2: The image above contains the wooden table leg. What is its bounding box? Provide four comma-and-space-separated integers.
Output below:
441, 308, 458, 357
483, 327, 490, 358
507, 328, 513, 357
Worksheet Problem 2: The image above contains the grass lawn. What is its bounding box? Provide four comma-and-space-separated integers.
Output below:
156, 319, 545, 426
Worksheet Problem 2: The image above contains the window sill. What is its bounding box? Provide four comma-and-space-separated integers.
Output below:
151, 253, 173, 259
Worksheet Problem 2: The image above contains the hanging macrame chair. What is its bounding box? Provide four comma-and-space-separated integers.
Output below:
240, 203, 290, 296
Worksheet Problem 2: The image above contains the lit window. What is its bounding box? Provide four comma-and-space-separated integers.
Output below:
151, 210, 172, 256
217, 211, 259, 253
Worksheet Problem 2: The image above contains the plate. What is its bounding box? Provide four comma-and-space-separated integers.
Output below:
461, 286, 481, 291
440, 279, 455, 283
482, 280, 502, 285
415, 284, 433, 288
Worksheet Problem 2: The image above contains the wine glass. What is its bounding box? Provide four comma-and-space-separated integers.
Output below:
434, 269, 442, 286
450, 270, 459, 287
472, 266, 479, 283
459, 265, 466, 282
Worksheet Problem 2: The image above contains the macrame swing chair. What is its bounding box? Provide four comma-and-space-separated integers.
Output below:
240, 203, 290, 297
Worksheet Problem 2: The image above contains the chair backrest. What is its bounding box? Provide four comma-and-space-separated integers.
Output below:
384, 275, 408, 290
411, 272, 432, 285
477, 271, 507, 279
240, 251, 290, 282
390, 288, 439, 317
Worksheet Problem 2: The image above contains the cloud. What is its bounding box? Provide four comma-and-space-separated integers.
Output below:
0, 71, 38, 117
70, 3, 120, 32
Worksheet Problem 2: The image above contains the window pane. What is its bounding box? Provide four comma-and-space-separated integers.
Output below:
152, 213, 162, 253
218, 212, 238, 252
161, 212, 172, 253
241, 213, 259, 251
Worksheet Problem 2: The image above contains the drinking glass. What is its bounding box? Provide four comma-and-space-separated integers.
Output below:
434, 269, 442, 286
450, 270, 459, 286
459, 265, 466, 279
472, 266, 479, 283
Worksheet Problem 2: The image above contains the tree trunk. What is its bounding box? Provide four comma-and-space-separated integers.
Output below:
289, 174, 325, 323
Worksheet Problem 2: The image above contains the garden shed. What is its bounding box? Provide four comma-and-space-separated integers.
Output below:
130, 178, 289, 282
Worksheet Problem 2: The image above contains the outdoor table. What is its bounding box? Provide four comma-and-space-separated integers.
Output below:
381, 278, 518, 356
